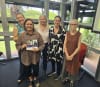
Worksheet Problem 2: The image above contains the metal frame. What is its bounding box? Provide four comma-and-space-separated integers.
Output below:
0, 0, 11, 59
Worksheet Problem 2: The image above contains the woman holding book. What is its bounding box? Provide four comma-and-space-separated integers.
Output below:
16, 18, 44, 87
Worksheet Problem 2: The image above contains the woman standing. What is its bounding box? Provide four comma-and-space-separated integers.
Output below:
13, 13, 25, 83
16, 19, 44, 87
35, 15, 49, 77
63, 19, 81, 87
13, 13, 25, 42
48, 16, 66, 80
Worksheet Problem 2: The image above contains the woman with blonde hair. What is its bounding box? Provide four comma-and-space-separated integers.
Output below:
35, 15, 49, 77
63, 19, 81, 87
13, 13, 25, 83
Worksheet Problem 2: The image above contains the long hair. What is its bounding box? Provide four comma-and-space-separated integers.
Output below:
38, 15, 49, 29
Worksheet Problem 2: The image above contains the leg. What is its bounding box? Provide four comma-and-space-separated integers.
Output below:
57, 61, 62, 76
32, 63, 39, 79
18, 64, 31, 83
51, 59, 55, 73
42, 43, 48, 72
54, 61, 62, 80
32, 63, 40, 87
48, 59, 56, 76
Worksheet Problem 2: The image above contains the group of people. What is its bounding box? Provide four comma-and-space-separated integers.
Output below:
13, 13, 81, 87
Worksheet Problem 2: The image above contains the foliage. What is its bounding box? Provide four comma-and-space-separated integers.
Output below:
23, 10, 42, 19
49, 11, 57, 20
80, 29, 100, 48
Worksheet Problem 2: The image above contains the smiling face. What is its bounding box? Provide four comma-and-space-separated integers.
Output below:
39, 15, 47, 26
16, 13, 25, 25
24, 19, 34, 33
54, 16, 61, 28
69, 19, 78, 32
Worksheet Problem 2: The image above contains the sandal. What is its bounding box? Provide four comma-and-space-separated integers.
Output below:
62, 78, 70, 84
28, 81, 34, 87
70, 80, 74, 87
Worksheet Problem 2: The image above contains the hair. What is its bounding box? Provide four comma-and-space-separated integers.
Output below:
38, 15, 49, 29
16, 13, 25, 18
38, 15, 48, 24
54, 15, 61, 21
24, 18, 35, 31
69, 19, 78, 25
39, 15, 47, 20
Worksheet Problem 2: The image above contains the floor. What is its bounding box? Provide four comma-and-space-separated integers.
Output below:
0, 58, 100, 87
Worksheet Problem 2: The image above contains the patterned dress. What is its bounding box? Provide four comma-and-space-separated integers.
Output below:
48, 26, 66, 62
65, 31, 81, 75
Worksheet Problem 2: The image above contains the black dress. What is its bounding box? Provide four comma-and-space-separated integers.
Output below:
48, 26, 66, 62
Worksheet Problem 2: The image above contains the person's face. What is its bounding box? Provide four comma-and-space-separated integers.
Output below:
25, 20, 34, 31
39, 16, 47, 25
16, 14, 25, 25
69, 20, 78, 31
54, 17, 61, 27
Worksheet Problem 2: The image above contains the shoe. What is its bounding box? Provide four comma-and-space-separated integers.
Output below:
17, 79, 22, 84
17, 76, 24, 84
34, 80, 40, 87
35, 82, 40, 87
70, 80, 74, 87
48, 72, 56, 77
28, 81, 33, 87
54, 76, 61, 80
62, 78, 70, 85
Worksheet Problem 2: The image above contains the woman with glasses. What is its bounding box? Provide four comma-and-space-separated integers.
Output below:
63, 19, 81, 87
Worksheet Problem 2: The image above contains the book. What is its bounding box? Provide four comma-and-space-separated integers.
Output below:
26, 40, 38, 50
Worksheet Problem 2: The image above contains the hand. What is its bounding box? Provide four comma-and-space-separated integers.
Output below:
65, 54, 73, 61
13, 36, 18, 42
32, 47, 39, 52
67, 56, 73, 61
21, 44, 27, 49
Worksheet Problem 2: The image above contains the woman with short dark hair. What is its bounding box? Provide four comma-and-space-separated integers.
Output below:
16, 19, 44, 87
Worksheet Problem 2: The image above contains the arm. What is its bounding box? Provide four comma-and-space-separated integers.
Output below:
38, 34, 45, 51
63, 34, 69, 59
12, 25, 18, 42
16, 33, 27, 51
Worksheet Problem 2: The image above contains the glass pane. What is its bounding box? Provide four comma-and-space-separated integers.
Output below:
23, 7, 42, 19
6, 4, 11, 17
81, 17, 93, 24
6, 4, 42, 19
80, 28, 100, 48
9, 23, 14, 32
0, 41, 6, 59
10, 40, 18, 58
49, 10, 58, 20
50, 0, 61, 2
